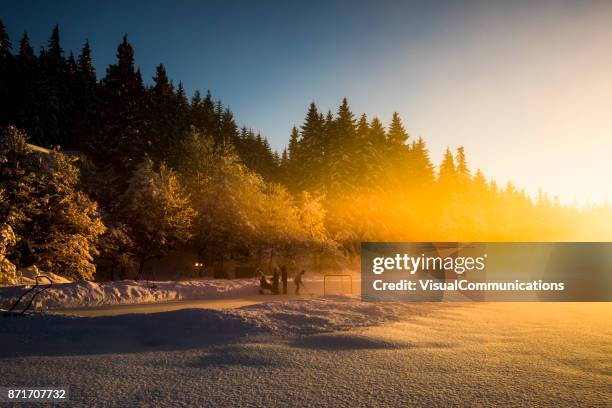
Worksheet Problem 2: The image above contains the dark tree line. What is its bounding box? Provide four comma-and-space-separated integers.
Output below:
0, 21, 441, 197
0, 22, 278, 178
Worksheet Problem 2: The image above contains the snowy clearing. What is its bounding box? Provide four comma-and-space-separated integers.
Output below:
1, 301, 610, 407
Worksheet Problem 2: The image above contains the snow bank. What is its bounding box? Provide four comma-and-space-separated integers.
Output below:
242, 296, 411, 334
0, 296, 415, 357
0, 265, 73, 286
0, 278, 259, 310
17, 265, 72, 285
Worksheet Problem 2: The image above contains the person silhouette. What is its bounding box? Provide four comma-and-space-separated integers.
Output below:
294, 270, 305, 295
281, 265, 288, 294
272, 268, 280, 295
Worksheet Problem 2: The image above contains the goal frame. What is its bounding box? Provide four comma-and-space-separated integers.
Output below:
323, 274, 353, 295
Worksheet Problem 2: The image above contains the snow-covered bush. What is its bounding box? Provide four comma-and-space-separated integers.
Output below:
0, 223, 17, 285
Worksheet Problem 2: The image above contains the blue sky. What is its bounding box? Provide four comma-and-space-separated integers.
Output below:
3, 1, 612, 204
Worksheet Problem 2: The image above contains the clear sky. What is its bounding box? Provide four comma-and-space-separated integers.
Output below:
3, 0, 612, 205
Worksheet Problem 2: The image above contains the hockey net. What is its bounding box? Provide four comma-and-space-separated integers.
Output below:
323, 274, 353, 295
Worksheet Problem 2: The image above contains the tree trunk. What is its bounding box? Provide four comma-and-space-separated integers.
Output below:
136, 257, 146, 281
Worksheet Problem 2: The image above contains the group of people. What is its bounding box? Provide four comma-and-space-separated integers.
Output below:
258, 265, 307, 295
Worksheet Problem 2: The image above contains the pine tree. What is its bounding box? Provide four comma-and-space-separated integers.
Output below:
301, 103, 325, 150
298, 102, 325, 189
354, 113, 378, 185
320, 110, 335, 184
144, 71, 192, 168
63, 51, 83, 149
201, 90, 216, 136
438, 147, 457, 186
18, 32, 35, 63
67, 52, 77, 75
0, 20, 15, 128
147, 63, 175, 162
490, 180, 499, 197
28, 25, 80, 149
154, 63, 172, 91
235, 128, 278, 180
260, 136, 276, 177
77, 40, 96, 81
356, 113, 370, 140
281, 148, 288, 165
71, 40, 99, 150
327, 98, 358, 193
233, 125, 248, 159
285, 126, 301, 188
383, 112, 411, 188
220, 107, 239, 147
0, 21, 10, 60
46, 25, 64, 69
334, 98, 356, 140
174, 82, 191, 158
13, 32, 37, 132
473, 169, 488, 195
16, 43, 46, 144
288, 126, 301, 161
96, 35, 148, 172
36, 25, 69, 147
369, 117, 387, 153
409, 137, 435, 185
190, 89, 206, 134
387, 112, 408, 146
213, 100, 224, 143
455, 146, 471, 181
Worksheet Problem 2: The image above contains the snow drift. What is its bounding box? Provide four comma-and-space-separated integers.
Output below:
0, 296, 417, 357
0, 278, 260, 310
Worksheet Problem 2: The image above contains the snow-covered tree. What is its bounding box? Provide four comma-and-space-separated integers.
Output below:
97, 222, 136, 280
0, 222, 18, 285
297, 192, 329, 246
178, 130, 334, 268
120, 159, 195, 279
0, 126, 105, 279
179, 132, 264, 265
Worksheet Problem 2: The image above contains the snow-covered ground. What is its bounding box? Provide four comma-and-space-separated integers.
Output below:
1, 299, 610, 407
0, 278, 263, 310
0, 296, 415, 356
